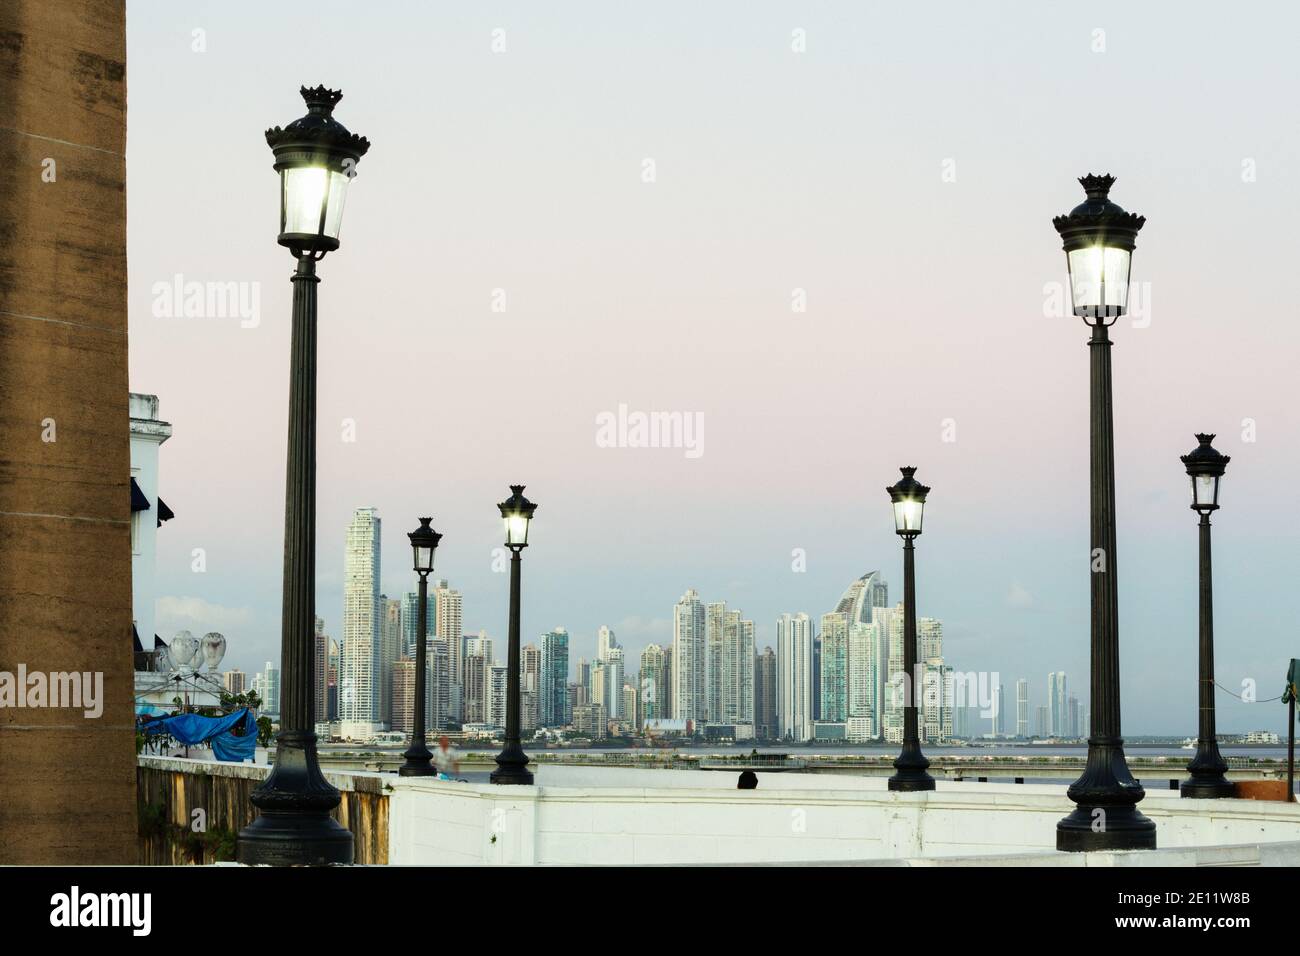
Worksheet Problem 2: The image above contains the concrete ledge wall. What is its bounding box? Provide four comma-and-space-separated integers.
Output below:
136, 756, 390, 864
388, 773, 1300, 866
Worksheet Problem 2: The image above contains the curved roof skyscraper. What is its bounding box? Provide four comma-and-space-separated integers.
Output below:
834, 571, 889, 626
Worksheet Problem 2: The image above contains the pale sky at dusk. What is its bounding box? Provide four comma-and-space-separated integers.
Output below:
126, 0, 1300, 734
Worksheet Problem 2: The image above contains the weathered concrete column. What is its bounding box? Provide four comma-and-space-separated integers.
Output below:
0, 0, 135, 864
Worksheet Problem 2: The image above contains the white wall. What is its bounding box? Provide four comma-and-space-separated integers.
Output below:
129, 393, 171, 647
387, 773, 1300, 866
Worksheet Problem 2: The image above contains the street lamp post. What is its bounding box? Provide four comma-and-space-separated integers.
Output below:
492, 485, 537, 786
1052, 174, 1156, 851
400, 518, 442, 777
886, 466, 935, 793
237, 86, 369, 866
1180, 434, 1234, 799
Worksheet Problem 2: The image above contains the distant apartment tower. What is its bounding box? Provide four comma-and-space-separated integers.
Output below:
640, 644, 669, 724
992, 683, 1004, 736
1035, 704, 1049, 738
489, 664, 508, 728
521, 643, 541, 732
1068, 694, 1081, 738
819, 612, 850, 723
261, 661, 281, 717
402, 589, 433, 659
672, 589, 708, 725
754, 648, 778, 739
223, 670, 246, 696
1048, 671, 1067, 737
597, 625, 620, 662
313, 616, 330, 724
379, 596, 401, 725
541, 628, 570, 726
776, 612, 814, 741
606, 647, 626, 720
391, 658, 416, 734
1016, 678, 1029, 738
434, 581, 463, 718
340, 507, 383, 737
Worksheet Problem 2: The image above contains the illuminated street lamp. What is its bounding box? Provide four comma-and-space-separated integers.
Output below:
1180, 434, 1234, 799
492, 485, 538, 785
400, 518, 442, 777
1052, 175, 1155, 851
237, 87, 369, 866
886, 467, 935, 793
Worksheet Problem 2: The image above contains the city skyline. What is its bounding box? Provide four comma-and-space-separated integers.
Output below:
129, 2, 1300, 738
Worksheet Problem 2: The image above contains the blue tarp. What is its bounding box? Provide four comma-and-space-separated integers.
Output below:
144, 708, 256, 763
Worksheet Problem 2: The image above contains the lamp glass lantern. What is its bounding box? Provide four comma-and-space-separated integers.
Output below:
1181, 434, 1229, 514
266, 86, 370, 254
408, 517, 442, 575
1053, 175, 1145, 321
887, 467, 929, 536
499, 485, 538, 548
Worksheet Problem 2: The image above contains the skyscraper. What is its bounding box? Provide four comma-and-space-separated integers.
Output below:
1048, 671, 1067, 737
754, 647, 777, 739
313, 615, 330, 725
391, 658, 415, 734
521, 643, 541, 731
720, 616, 755, 729
379, 596, 401, 726
705, 602, 728, 722
402, 589, 433, 660
776, 612, 813, 741
597, 625, 619, 663
672, 589, 707, 725
340, 507, 382, 737
489, 664, 508, 729
540, 628, 570, 727
992, 683, 1004, 736
606, 646, 625, 720
819, 611, 850, 722
1016, 678, 1029, 738
261, 660, 281, 718
434, 580, 463, 719
639, 644, 669, 724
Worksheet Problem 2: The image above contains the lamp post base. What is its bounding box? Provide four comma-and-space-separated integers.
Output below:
236, 730, 354, 865
1057, 737, 1156, 852
399, 741, 435, 777
1056, 804, 1157, 852
490, 742, 534, 786
888, 744, 935, 792
1180, 775, 1235, 799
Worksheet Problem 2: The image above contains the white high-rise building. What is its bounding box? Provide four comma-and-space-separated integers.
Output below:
1016, 678, 1029, 738
597, 625, 620, 663
1048, 671, 1067, 737
340, 507, 383, 738
672, 589, 707, 725
434, 581, 463, 718
705, 602, 728, 722
718, 614, 754, 728
605, 646, 625, 720
488, 664, 508, 728
848, 621, 881, 736
776, 612, 813, 741
261, 661, 281, 718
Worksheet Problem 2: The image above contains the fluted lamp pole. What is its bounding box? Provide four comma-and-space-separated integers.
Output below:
492, 485, 537, 785
401, 518, 442, 776
1180, 434, 1234, 798
886, 467, 935, 792
1052, 174, 1155, 851
237, 86, 369, 866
